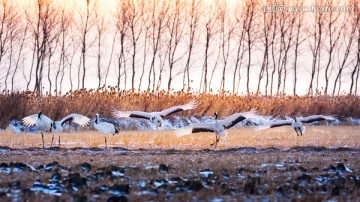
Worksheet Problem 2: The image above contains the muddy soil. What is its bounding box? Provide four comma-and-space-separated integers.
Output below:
0, 147, 359, 201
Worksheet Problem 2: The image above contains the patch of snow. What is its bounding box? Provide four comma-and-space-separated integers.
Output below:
0, 168, 10, 174
344, 164, 353, 173
154, 180, 167, 187
199, 170, 213, 178
144, 165, 158, 169
136, 190, 158, 196
12, 167, 23, 173
209, 198, 224, 202
108, 190, 121, 196
112, 171, 125, 177
31, 185, 62, 196
136, 181, 146, 188
26, 164, 37, 171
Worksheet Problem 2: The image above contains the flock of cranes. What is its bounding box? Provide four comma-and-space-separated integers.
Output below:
21, 100, 336, 149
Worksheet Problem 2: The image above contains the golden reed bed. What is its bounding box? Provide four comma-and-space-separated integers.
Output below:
1, 126, 359, 150
1, 91, 360, 129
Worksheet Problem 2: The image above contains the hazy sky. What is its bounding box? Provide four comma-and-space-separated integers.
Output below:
1, 0, 358, 95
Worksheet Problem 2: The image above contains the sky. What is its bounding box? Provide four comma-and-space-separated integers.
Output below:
1, 0, 358, 95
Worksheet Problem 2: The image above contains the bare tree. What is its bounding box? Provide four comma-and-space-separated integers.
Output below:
94, 3, 107, 89
278, 5, 295, 95
165, 0, 186, 91
103, 31, 117, 87
200, 2, 219, 93
256, 2, 274, 95
11, 22, 28, 93
292, 0, 305, 95
218, 1, 235, 93
114, 0, 129, 91
147, 0, 169, 91
244, 0, 258, 95
127, 0, 146, 91
65, 36, 78, 92
333, 16, 356, 95
208, 45, 221, 93
350, 7, 360, 95
1, 0, 21, 91
138, 24, 150, 90
182, 0, 201, 92
76, 0, 96, 89
156, 46, 168, 91
26, 0, 58, 96
55, 7, 73, 94
233, 1, 248, 94
46, 27, 61, 95
269, 10, 278, 96
322, 0, 345, 94
308, 0, 326, 95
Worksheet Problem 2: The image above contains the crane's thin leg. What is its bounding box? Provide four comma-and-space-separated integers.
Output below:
215, 134, 220, 148
294, 128, 299, 136
41, 132, 45, 149
105, 137, 107, 148
210, 134, 220, 148
298, 127, 303, 136
58, 135, 61, 147
51, 133, 54, 147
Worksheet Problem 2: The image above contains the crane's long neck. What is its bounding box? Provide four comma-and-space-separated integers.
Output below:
214, 113, 218, 123
95, 116, 98, 124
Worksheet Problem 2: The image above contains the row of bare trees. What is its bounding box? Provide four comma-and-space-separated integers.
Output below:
0, 0, 360, 96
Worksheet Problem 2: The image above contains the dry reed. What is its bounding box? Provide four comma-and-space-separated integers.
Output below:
0, 89, 359, 128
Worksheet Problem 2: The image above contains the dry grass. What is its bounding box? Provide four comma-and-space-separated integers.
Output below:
0, 144, 359, 201
0, 90, 360, 128
1, 126, 359, 150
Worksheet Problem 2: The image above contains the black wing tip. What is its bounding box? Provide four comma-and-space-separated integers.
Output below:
224, 115, 246, 129
61, 117, 74, 126
301, 117, 328, 123
129, 114, 150, 120
162, 108, 184, 117
192, 128, 214, 133
269, 122, 292, 128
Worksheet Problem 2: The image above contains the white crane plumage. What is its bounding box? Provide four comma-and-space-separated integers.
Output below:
112, 100, 197, 127
22, 111, 52, 149
174, 111, 257, 148
255, 115, 336, 136
22, 112, 90, 148
51, 114, 90, 146
93, 113, 118, 148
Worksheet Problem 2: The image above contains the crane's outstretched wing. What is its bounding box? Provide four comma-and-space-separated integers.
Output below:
112, 110, 151, 120
174, 123, 214, 138
299, 115, 336, 123
22, 114, 52, 126
255, 120, 292, 131
222, 110, 257, 129
60, 113, 90, 126
160, 100, 197, 117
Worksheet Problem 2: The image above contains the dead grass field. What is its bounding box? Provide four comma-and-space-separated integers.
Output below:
0, 144, 359, 201
1, 91, 360, 129
1, 126, 359, 150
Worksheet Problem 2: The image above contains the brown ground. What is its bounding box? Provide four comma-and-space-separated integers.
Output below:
0, 127, 359, 201
0, 126, 359, 150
